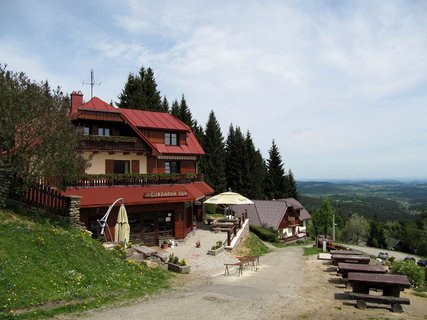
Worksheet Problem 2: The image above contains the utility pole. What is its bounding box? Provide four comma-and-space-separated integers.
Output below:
332, 211, 336, 241
82, 68, 101, 99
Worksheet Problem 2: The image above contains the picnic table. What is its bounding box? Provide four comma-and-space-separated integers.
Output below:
224, 256, 260, 276
331, 254, 370, 265
330, 250, 362, 255
346, 272, 411, 312
337, 263, 385, 278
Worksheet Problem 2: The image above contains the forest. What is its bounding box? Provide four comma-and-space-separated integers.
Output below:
299, 180, 427, 256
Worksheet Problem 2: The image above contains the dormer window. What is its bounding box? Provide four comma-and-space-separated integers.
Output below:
165, 132, 178, 145
98, 127, 111, 136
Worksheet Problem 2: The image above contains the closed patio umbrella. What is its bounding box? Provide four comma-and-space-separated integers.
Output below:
114, 204, 130, 243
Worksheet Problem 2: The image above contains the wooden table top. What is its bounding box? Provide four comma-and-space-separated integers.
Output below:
338, 263, 385, 273
330, 250, 362, 255
332, 254, 370, 259
347, 272, 411, 288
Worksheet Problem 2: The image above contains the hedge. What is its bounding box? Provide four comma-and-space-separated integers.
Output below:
249, 224, 278, 243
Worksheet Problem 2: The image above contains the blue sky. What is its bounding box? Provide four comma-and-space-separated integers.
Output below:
1, 0, 427, 180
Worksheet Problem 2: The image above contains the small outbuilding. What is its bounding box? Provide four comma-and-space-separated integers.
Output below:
235, 198, 311, 241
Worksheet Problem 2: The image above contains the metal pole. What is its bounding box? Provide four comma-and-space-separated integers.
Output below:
332, 212, 336, 241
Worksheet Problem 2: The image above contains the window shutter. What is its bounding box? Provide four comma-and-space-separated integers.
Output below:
105, 160, 114, 174
132, 160, 140, 174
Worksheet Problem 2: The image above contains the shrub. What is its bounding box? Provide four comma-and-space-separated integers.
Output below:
173, 255, 179, 265
249, 224, 278, 243
391, 260, 426, 287
180, 259, 187, 266
216, 240, 223, 247
168, 253, 174, 263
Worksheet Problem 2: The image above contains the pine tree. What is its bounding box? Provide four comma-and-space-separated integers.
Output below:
265, 140, 286, 199
170, 99, 180, 118
117, 66, 162, 111
241, 131, 266, 199
178, 94, 194, 127
160, 96, 169, 113
200, 111, 226, 193
225, 125, 246, 194
286, 169, 300, 200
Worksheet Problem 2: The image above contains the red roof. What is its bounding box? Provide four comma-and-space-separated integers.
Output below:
72, 96, 205, 156
62, 182, 214, 208
77, 97, 119, 113
120, 109, 189, 131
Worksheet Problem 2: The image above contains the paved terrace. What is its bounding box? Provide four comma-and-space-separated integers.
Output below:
165, 225, 240, 277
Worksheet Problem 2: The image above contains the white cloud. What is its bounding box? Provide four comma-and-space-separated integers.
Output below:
2, 0, 427, 179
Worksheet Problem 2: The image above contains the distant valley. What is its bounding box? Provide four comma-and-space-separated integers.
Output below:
297, 180, 427, 221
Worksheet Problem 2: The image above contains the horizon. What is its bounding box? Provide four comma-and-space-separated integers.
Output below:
1, 1, 427, 180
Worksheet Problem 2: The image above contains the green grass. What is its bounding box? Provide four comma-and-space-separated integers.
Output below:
303, 247, 323, 256
413, 287, 427, 298
0, 207, 171, 319
234, 232, 269, 257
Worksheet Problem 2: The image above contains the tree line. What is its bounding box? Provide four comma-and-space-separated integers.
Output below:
307, 197, 427, 257
117, 65, 299, 200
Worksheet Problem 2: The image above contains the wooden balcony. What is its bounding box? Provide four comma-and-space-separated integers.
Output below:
66, 173, 205, 188
78, 135, 150, 153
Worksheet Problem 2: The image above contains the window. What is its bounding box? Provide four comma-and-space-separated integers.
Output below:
83, 126, 91, 135
113, 160, 130, 174
98, 127, 111, 136
165, 161, 180, 174
165, 132, 178, 145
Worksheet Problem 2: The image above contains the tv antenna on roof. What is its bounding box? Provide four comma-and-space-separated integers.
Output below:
82, 68, 101, 99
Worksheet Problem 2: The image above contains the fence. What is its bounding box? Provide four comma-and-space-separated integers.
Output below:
23, 183, 67, 216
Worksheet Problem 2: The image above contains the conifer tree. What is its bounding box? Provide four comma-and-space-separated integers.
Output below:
286, 169, 300, 200
200, 111, 226, 193
265, 140, 286, 199
242, 131, 266, 199
177, 94, 194, 128
117, 66, 162, 111
170, 99, 180, 118
225, 125, 246, 194
160, 96, 169, 113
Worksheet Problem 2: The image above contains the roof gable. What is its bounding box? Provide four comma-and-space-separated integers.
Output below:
78, 97, 119, 113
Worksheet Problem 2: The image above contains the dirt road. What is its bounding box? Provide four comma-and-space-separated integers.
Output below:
62, 246, 427, 320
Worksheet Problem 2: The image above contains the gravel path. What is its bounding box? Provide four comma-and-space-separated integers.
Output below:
67, 246, 305, 320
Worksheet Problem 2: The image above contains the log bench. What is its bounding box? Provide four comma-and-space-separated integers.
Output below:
347, 292, 410, 313
224, 262, 243, 276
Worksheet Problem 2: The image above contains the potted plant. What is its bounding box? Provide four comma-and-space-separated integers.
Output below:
167, 254, 190, 273
161, 239, 169, 249
208, 240, 224, 256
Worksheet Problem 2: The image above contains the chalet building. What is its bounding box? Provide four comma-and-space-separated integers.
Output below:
236, 198, 311, 241
62, 91, 214, 245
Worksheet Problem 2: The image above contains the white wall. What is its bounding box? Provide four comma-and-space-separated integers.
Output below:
83, 152, 147, 174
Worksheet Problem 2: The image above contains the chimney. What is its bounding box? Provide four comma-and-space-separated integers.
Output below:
70, 91, 84, 114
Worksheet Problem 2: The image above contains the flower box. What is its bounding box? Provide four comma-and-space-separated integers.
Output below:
167, 263, 190, 274
207, 246, 224, 256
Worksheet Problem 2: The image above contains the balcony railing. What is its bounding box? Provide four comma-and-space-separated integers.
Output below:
78, 135, 150, 152
66, 173, 204, 188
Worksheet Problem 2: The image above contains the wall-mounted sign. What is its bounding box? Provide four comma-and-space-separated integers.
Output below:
144, 190, 188, 198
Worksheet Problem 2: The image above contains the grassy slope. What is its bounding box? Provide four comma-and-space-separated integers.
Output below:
0, 207, 170, 320
233, 232, 269, 257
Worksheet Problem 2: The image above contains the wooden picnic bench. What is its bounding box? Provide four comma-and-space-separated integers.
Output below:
346, 272, 411, 312
337, 262, 385, 278
224, 262, 243, 276
236, 256, 260, 271
330, 250, 362, 255
331, 254, 370, 265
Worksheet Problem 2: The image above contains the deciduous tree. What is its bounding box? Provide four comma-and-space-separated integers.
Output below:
0, 65, 86, 194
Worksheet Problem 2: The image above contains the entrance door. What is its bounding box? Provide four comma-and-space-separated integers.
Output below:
128, 214, 142, 242
143, 216, 156, 245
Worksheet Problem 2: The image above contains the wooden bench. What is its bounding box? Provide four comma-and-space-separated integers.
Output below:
347, 292, 410, 313
236, 256, 260, 271
212, 227, 233, 233
224, 262, 243, 276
